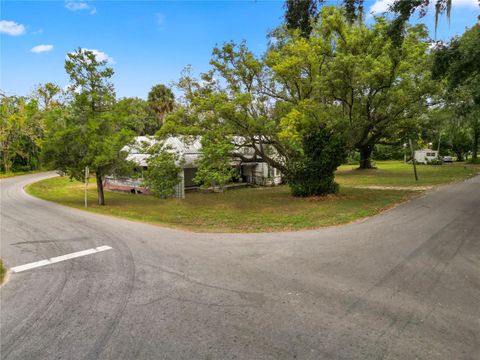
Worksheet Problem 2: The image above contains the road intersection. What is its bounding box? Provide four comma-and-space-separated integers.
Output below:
1, 173, 479, 359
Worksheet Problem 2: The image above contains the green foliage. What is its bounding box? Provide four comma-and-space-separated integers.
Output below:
33, 82, 62, 110
42, 48, 134, 205
147, 84, 175, 125
284, 0, 366, 38
432, 24, 480, 160
164, 8, 384, 197
114, 97, 159, 135
388, 0, 456, 42
307, 8, 436, 168
194, 135, 236, 190
142, 146, 182, 198
284, 0, 321, 37
0, 259, 6, 284
0, 95, 44, 173
373, 144, 404, 161
288, 125, 346, 196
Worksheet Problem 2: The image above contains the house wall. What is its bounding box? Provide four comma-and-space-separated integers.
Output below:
104, 176, 149, 194
245, 163, 282, 185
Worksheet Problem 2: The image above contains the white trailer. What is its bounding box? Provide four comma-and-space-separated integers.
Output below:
414, 149, 438, 164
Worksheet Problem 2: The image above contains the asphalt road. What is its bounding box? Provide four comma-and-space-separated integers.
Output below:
1, 172, 479, 360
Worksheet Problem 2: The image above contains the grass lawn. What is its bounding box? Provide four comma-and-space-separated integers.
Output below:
336, 161, 480, 187
0, 259, 6, 285
0, 170, 43, 179
25, 161, 479, 233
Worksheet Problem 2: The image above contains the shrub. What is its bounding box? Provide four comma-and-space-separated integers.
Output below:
287, 127, 346, 197
143, 148, 183, 198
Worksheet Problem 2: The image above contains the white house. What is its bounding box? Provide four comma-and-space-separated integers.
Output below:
105, 136, 282, 198
414, 149, 438, 164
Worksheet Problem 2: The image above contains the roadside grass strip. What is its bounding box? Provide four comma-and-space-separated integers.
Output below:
10, 245, 112, 273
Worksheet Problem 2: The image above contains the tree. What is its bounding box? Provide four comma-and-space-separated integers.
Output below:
433, 24, 480, 161
389, 0, 453, 37
114, 97, 159, 135
0, 95, 43, 172
142, 145, 183, 198
284, 0, 322, 37
193, 134, 237, 191
284, 0, 363, 37
43, 48, 133, 205
161, 9, 352, 197
282, 7, 436, 169
147, 84, 175, 126
33, 82, 62, 110
313, 8, 435, 168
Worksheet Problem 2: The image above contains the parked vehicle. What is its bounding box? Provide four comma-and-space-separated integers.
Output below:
443, 156, 453, 163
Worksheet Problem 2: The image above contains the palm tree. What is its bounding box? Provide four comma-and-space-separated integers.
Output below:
147, 84, 175, 125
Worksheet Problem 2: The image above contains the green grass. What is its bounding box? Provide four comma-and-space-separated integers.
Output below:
26, 177, 414, 233
0, 259, 6, 285
335, 161, 480, 187
0, 170, 43, 179
25, 161, 479, 233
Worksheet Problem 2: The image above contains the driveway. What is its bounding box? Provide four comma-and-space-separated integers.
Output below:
1, 172, 479, 359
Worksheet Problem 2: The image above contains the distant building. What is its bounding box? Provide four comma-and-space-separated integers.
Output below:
414, 149, 438, 164
105, 136, 282, 198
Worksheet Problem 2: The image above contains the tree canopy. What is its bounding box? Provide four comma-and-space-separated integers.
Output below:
432, 24, 480, 161
147, 84, 175, 126
43, 48, 134, 205
161, 6, 436, 199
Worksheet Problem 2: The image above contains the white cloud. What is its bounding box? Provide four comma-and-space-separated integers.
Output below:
369, 0, 394, 15
67, 48, 115, 64
30, 44, 54, 54
65, 1, 96, 15
0, 20, 26, 36
86, 48, 114, 63
32, 28, 43, 35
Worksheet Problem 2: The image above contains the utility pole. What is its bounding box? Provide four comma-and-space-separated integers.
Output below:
84, 166, 89, 207
408, 139, 418, 181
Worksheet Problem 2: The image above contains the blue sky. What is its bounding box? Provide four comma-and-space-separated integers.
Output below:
1, 0, 479, 99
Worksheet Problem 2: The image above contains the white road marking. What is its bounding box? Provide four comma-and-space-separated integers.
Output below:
10, 245, 112, 273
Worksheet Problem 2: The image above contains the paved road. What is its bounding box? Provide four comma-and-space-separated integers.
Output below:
1, 173, 479, 360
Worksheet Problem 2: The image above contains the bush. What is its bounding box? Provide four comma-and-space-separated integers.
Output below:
373, 144, 404, 161
287, 127, 346, 197
426, 159, 443, 165
142, 148, 183, 198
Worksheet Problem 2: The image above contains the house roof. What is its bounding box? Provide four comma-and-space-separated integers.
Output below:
123, 136, 202, 167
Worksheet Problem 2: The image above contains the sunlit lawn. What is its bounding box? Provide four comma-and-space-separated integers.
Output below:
25, 161, 479, 233
0, 170, 43, 179
0, 259, 6, 284
336, 161, 480, 187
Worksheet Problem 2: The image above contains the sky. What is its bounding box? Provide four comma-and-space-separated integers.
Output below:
1, 0, 479, 99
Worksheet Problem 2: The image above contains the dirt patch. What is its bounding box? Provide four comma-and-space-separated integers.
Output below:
352, 185, 433, 191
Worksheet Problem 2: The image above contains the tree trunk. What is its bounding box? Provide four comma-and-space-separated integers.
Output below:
96, 173, 105, 206
358, 146, 375, 169
455, 152, 464, 162
2, 147, 11, 173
